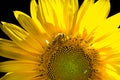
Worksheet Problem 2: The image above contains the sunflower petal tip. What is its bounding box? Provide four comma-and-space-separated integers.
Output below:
31, 0, 34, 2
1, 21, 6, 25
13, 11, 20, 18
0, 38, 2, 40
30, 0, 36, 6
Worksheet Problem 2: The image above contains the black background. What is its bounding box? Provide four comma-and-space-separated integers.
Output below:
0, 0, 120, 78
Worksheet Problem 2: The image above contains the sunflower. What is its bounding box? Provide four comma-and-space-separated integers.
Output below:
0, 0, 120, 80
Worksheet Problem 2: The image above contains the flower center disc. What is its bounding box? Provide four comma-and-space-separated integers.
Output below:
42, 35, 100, 80
48, 46, 91, 80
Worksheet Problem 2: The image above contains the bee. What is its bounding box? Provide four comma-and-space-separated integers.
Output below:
52, 33, 65, 45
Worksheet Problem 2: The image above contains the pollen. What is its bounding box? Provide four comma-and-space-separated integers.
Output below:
39, 34, 103, 80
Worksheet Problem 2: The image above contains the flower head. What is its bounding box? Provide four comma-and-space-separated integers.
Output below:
0, 0, 120, 80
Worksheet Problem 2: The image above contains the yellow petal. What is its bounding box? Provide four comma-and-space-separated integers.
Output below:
92, 31, 120, 49
38, 0, 79, 35
101, 51, 120, 65
37, 0, 61, 35
38, 0, 66, 33
106, 64, 120, 80
30, 0, 49, 36
30, 0, 38, 19
110, 65, 120, 75
0, 38, 40, 61
0, 61, 38, 72
62, 0, 79, 34
1, 22, 43, 54
37, 0, 60, 36
78, 0, 110, 35
0, 72, 38, 80
30, 0, 57, 36
14, 11, 51, 47
14, 11, 45, 34
70, 0, 94, 36
38, 0, 55, 25
93, 12, 120, 42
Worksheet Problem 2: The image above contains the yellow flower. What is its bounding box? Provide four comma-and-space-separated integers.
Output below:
0, 0, 120, 80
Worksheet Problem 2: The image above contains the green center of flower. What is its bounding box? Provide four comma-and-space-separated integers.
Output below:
47, 46, 91, 80
42, 35, 100, 80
